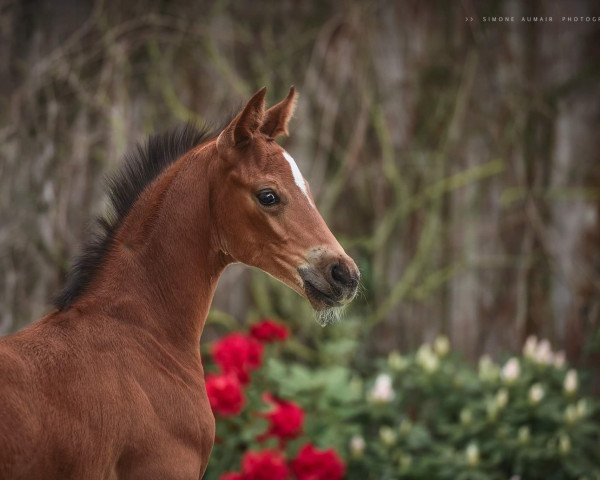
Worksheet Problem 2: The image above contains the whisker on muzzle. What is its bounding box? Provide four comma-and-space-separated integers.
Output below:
356, 278, 367, 301
315, 305, 345, 327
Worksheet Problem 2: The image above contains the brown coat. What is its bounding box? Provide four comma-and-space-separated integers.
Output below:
0, 87, 359, 479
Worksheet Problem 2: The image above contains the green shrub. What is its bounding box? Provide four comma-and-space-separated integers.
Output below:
205, 320, 600, 480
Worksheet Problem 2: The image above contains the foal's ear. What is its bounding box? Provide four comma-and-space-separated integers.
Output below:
260, 86, 298, 138
217, 87, 267, 150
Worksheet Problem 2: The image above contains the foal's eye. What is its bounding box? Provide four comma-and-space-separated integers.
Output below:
256, 189, 280, 207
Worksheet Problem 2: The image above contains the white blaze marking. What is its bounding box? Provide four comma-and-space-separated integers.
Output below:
283, 150, 311, 202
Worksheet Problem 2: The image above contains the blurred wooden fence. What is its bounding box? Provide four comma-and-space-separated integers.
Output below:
0, 0, 598, 366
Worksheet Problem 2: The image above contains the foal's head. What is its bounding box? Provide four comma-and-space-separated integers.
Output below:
212, 87, 359, 322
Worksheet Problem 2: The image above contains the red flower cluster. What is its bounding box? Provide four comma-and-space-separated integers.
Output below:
250, 319, 289, 342
221, 444, 345, 480
208, 320, 288, 418
213, 333, 264, 384
206, 373, 244, 416
262, 394, 304, 442
210, 319, 345, 480
220, 450, 288, 480
242, 450, 290, 480
291, 444, 346, 480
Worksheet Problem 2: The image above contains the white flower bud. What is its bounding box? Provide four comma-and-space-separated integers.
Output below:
479, 355, 499, 382
369, 373, 395, 403
576, 399, 588, 418
501, 358, 520, 383
563, 369, 578, 395
379, 426, 397, 446
553, 351, 566, 369
534, 339, 553, 365
465, 443, 480, 467
559, 434, 571, 455
523, 335, 538, 358
495, 388, 509, 409
417, 344, 439, 373
528, 383, 545, 404
349, 435, 365, 458
434, 335, 450, 357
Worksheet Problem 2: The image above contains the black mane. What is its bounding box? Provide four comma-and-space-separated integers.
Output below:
54, 122, 221, 310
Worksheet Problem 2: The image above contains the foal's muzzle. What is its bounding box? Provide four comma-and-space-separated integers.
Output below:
298, 257, 359, 310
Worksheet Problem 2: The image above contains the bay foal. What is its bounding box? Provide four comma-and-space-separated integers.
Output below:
0, 87, 359, 479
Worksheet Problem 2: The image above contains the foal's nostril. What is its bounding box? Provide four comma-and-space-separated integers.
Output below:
330, 264, 345, 285
330, 263, 357, 290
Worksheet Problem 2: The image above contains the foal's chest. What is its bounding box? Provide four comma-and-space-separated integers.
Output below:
115, 360, 215, 479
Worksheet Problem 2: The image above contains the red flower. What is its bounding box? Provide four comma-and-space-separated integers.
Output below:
250, 319, 289, 343
212, 333, 264, 384
291, 444, 345, 480
241, 449, 289, 480
220, 474, 243, 480
206, 373, 245, 416
261, 394, 304, 442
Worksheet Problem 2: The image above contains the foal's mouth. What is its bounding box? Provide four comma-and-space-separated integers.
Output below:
303, 280, 341, 310
298, 267, 349, 311
297, 258, 359, 312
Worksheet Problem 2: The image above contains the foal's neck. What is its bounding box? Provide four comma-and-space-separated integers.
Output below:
84, 141, 227, 351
